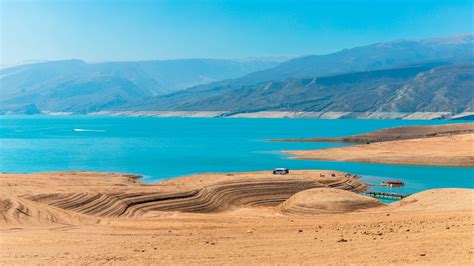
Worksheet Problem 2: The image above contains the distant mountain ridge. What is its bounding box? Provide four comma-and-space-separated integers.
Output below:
117, 33, 473, 116
0, 58, 280, 114
1, 33, 473, 116
184, 33, 474, 90
121, 62, 473, 114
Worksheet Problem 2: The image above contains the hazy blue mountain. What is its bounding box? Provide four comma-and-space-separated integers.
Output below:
1, 33, 473, 115
0, 58, 280, 114
124, 62, 473, 114
182, 34, 473, 93
120, 33, 473, 115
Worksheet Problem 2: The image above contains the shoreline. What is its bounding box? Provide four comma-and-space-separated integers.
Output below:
274, 123, 474, 143
2, 110, 474, 120
1, 170, 473, 264
283, 124, 474, 167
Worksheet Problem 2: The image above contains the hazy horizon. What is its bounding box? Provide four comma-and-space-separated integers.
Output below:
2, 31, 473, 69
1, 0, 473, 66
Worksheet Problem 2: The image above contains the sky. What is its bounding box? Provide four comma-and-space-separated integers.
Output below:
1, 0, 473, 65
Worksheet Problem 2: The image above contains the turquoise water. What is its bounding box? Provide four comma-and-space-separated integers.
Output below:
0, 116, 472, 195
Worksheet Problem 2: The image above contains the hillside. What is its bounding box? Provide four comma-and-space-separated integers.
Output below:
122, 62, 474, 114
175, 33, 474, 91
0, 59, 279, 114
118, 34, 474, 115
1, 33, 473, 115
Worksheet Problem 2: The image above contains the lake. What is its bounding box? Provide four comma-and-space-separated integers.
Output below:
1, 116, 472, 196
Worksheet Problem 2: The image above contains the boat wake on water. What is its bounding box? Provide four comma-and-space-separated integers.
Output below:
72, 128, 106, 133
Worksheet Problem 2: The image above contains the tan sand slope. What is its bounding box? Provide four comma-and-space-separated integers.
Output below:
287, 133, 474, 167
280, 188, 383, 215
1, 171, 473, 265
0, 194, 93, 226
274, 122, 474, 143
391, 188, 474, 213
0, 170, 366, 224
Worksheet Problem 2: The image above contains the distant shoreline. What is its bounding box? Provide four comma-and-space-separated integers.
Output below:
273, 123, 474, 143
3, 110, 472, 120
283, 123, 474, 167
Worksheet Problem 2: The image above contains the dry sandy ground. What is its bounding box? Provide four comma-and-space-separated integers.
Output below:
1, 171, 473, 265
287, 133, 474, 167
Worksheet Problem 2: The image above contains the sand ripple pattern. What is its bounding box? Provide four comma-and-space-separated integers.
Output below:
28, 177, 367, 218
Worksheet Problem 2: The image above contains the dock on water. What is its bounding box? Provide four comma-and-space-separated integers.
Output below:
361, 191, 411, 200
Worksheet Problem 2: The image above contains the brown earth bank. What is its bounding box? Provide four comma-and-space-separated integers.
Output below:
273, 122, 474, 143
286, 133, 474, 167
1, 171, 473, 265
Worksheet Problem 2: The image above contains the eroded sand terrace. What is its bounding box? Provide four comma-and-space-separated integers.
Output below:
1, 171, 473, 265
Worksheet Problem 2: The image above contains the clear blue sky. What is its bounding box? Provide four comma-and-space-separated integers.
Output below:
1, 0, 473, 65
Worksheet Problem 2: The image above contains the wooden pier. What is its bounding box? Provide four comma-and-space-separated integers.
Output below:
360, 191, 411, 200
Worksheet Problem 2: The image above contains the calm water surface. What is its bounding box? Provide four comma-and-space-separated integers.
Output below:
1, 116, 472, 195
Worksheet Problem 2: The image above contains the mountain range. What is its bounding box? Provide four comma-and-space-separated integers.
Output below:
1, 33, 473, 117
0, 59, 279, 114
129, 62, 473, 114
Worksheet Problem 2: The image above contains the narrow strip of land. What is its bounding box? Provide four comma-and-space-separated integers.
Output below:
286, 133, 474, 167
280, 123, 474, 167
274, 123, 474, 143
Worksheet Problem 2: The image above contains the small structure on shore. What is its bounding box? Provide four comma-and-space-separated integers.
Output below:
273, 168, 289, 175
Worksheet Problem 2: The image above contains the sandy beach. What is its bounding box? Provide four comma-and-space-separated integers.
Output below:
1, 171, 473, 265
284, 123, 474, 167
287, 133, 474, 167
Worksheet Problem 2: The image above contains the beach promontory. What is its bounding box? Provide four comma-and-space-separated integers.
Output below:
284, 123, 474, 167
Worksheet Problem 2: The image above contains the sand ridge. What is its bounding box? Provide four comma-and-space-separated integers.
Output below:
0, 170, 367, 224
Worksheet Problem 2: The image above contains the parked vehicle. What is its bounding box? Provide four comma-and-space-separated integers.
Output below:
273, 168, 289, 175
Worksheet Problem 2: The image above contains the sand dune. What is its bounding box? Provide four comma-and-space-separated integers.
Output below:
280, 188, 383, 215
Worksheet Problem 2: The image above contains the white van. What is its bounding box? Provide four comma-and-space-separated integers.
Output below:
273, 168, 289, 175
